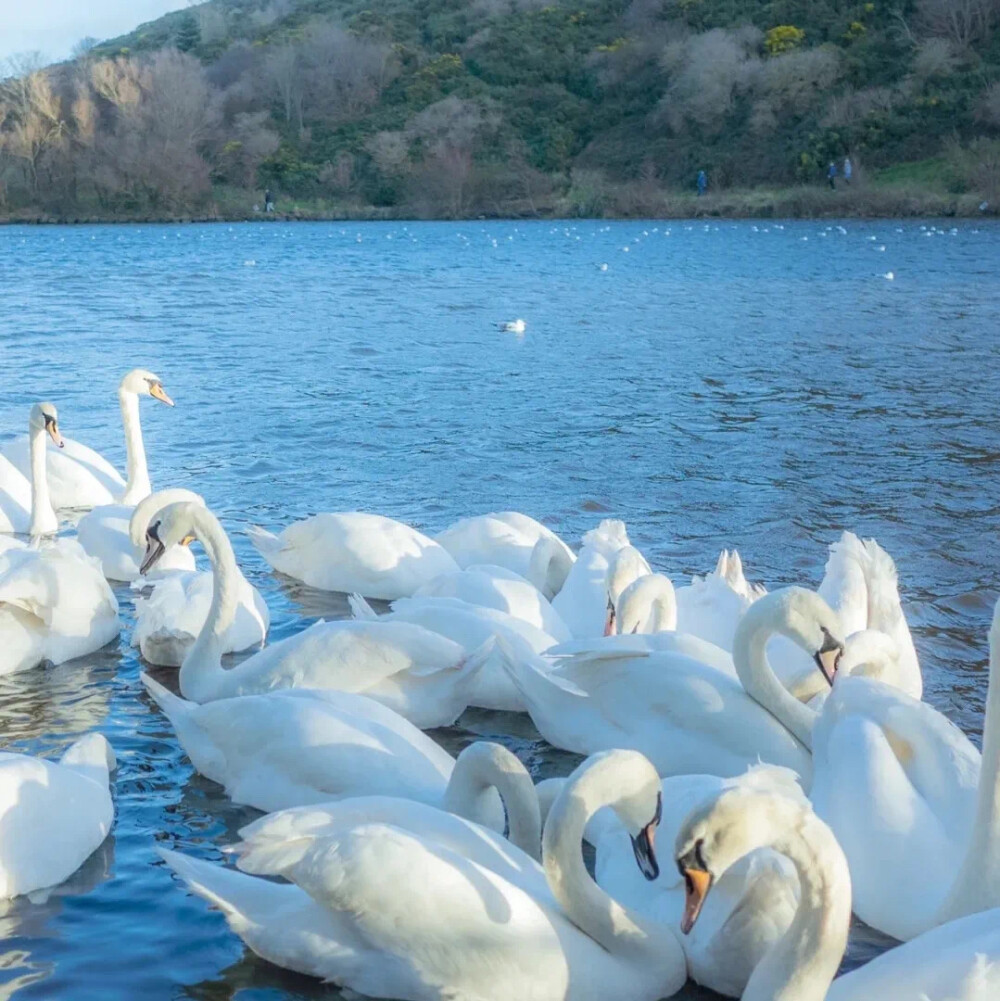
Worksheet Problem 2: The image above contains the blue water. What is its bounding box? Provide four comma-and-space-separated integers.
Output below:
1, 218, 999, 999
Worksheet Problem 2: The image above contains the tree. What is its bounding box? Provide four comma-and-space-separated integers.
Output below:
175, 13, 200, 53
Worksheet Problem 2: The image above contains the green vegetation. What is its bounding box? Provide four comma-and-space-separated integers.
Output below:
1, 0, 999, 219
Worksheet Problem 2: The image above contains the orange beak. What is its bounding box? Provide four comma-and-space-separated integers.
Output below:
680, 868, 712, 934
150, 383, 174, 407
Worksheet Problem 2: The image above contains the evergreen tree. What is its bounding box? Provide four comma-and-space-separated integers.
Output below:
175, 14, 200, 53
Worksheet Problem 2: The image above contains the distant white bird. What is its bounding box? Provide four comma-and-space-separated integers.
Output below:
599, 263, 608, 271
500, 319, 526, 334
884, 272, 895, 281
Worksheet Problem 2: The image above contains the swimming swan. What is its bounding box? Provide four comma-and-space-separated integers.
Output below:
0, 733, 115, 898
141, 502, 488, 726
435, 512, 575, 599
1, 369, 174, 510
127, 492, 268, 666
144, 677, 519, 831
0, 537, 120, 675
159, 749, 687, 1001
0, 403, 62, 536
247, 511, 458, 599
504, 588, 844, 785
677, 784, 1000, 1001
808, 593, 1000, 941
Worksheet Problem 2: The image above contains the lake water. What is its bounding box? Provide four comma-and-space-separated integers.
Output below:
1, 218, 999, 999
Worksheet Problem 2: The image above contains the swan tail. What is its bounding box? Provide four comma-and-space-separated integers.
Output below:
348, 593, 377, 621
60, 733, 117, 776
581, 518, 629, 556
226, 810, 330, 874
246, 525, 283, 559
141, 672, 193, 726
159, 848, 288, 934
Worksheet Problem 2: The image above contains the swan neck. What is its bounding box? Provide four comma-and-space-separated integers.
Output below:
736, 615, 817, 750
443, 746, 542, 860
542, 764, 668, 957
744, 808, 850, 1001
941, 615, 1000, 920
28, 421, 55, 536
119, 389, 150, 504
179, 508, 240, 702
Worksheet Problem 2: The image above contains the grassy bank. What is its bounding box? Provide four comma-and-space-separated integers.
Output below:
0, 180, 994, 225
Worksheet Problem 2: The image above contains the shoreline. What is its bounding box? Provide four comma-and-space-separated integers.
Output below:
0, 184, 993, 225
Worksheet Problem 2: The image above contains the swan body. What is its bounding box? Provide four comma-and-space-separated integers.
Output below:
552, 520, 636, 638
247, 512, 458, 599
593, 766, 802, 997
434, 512, 575, 599
414, 564, 572, 643
143, 502, 481, 726
504, 588, 841, 784
142, 676, 506, 825
0, 733, 115, 898
351, 593, 560, 711
809, 596, 1000, 941
0, 538, 120, 674
0, 402, 63, 536
77, 488, 200, 582
0, 369, 174, 510
677, 773, 1000, 1001
160, 749, 686, 1001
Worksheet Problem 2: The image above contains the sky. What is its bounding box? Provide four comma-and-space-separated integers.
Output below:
0, 0, 185, 66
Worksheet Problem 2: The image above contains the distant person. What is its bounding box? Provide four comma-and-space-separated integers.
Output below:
843, 157, 853, 185
827, 162, 837, 190
264, 189, 275, 213
697, 170, 707, 197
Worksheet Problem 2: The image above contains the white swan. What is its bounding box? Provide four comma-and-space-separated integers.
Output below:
0, 733, 115, 898
1, 369, 174, 510
247, 511, 458, 599
159, 749, 687, 1001
126, 491, 268, 666
228, 739, 542, 861
773, 531, 921, 702
434, 512, 575, 599
809, 593, 1000, 942
593, 765, 803, 997
609, 572, 678, 635
141, 502, 487, 727
503, 587, 844, 784
0, 538, 120, 675
413, 564, 572, 643
551, 519, 637, 638
677, 783, 1000, 1001
0, 403, 62, 536
350, 593, 560, 712
142, 676, 510, 827
77, 488, 200, 582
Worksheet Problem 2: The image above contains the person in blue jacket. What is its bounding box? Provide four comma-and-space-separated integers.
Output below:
827, 162, 837, 190
697, 170, 707, 196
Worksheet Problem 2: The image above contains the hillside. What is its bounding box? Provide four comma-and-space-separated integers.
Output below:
1, 0, 999, 218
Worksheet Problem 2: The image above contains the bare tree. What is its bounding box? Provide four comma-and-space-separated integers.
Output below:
916, 0, 1000, 49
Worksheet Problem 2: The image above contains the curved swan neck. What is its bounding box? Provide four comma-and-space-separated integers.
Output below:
28, 419, 56, 536
179, 507, 241, 702
734, 604, 818, 749
542, 754, 667, 957
119, 388, 150, 504
744, 804, 851, 1001
442, 743, 542, 860
940, 603, 1000, 921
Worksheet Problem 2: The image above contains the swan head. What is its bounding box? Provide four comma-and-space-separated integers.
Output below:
839, 629, 899, 682
614, 573, 678, 635
30, 402, 64, 448
604, 546, 652, 634
736, 587, 845, 687
140, 500, 199, 575
675, 785, 803, 934
121, 368, 174, 407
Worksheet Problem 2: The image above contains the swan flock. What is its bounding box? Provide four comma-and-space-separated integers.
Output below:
0, 369, 997, 1001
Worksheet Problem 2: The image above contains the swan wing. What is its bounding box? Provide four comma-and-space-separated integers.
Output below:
0, 456, 31, 533
0, 436, 122, 510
